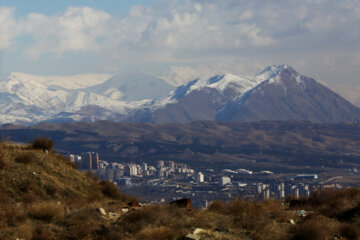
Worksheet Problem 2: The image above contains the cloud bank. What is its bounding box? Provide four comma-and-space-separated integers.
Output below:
0, 0, 360, 88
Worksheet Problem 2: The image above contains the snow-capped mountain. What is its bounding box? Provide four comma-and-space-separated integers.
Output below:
0, 65, 359, 124
82, 72, 174, 102
126, 72, 262, 123
7, 72, 113, 90
158, 62, 261, 87
217, 65, 360, 122
0, 72, 170, 124
127, 65, 360, 123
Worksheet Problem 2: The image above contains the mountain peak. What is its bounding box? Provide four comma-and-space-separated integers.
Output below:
256, 64, 295, 81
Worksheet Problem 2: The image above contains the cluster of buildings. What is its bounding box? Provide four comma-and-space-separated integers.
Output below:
69, 153, 196, 186
257, 182, 311, 200
68, 152, 350, 207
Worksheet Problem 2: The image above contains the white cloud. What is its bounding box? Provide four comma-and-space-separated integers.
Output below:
22, 7, 110, 60
1, 0, 360, 80
0, 7, 21, 49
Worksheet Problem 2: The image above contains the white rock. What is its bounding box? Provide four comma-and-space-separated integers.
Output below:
97, 207, 106, 215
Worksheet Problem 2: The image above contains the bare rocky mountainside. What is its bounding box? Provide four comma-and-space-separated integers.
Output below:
1, 121, 360, 172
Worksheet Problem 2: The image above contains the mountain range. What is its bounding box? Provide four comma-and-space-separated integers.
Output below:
0, 65, 359, 124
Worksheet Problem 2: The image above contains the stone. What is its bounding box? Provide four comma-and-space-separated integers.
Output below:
184, 233, 201, 240
97, 207, 106, 216
108, 212, 121, 221
193, 228, 207, 235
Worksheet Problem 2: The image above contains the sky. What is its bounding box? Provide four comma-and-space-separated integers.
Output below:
0, 0, 360, 100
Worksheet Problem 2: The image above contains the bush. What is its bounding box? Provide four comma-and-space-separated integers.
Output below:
208, 201, 224, 213
85, 171, 99, 182
31, 225, 53, 240
135, 226, 175, 240
45, 184, 57, 197
62, 208, 101, 239
99, 180, 138, 203
15, 152, 34, 164
57, 153, 78, 169
99, 180, 122, 199
2, 205, 27, 227
340, 223, 360, 240
18, 178, 37, 193
289, 214, 338, 240
31, 138, 54, 151
28, 202, 63, 222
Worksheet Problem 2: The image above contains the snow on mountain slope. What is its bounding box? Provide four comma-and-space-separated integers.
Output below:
217, 65, 360, 122
0, 72, 150, 124
158, 62, 262, 87
7, 72, 113, 90
83, 72, 174, 102
148, 68, 278, 110
2, 64, 358, 125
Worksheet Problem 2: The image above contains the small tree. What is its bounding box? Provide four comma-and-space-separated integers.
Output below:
31, 138, 54, 151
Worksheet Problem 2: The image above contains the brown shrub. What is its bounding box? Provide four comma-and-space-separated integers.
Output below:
103, 230, 125, 240
28, 202, 63, 222
0, 154, 6, 169
2, 205, 27, 227
99, 180, 123, 199
31, 225, 53, 240
63, 208, 102, 239
340, 223, 360, 240
262, 199, 289, 222
206, 198, 289, 240
15, 152, 34, 164
44, 184, 57, 197
289, 214, 339, 240
85, 170, 99, 182
135, 226, 175, 240
31, 138, 54, 151
307, 188, 360, 217
56, 153, 78, 169
0, 190, 12, 204
120, 205, 160, 234
18, 178, 37, 193
208, 200, 225, 213
99, 180, 138, 203
22, 191, 38, 204
118, 205, 193, 238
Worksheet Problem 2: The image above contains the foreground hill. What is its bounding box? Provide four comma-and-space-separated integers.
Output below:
0, 141, 360, 240
0, 141, 359, 239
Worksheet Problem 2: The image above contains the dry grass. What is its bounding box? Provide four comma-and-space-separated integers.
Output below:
31, 225, 54, 240
27, 202, 64, 222
1, 141, 360, 240
340, 223, 360, 240
135, 226, 175, 240
15, 152, 34, 164
62, 207, 104, 240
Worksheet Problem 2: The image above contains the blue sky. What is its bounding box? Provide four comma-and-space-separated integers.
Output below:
0, 0, 360, 102
0, 0, 155, 16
